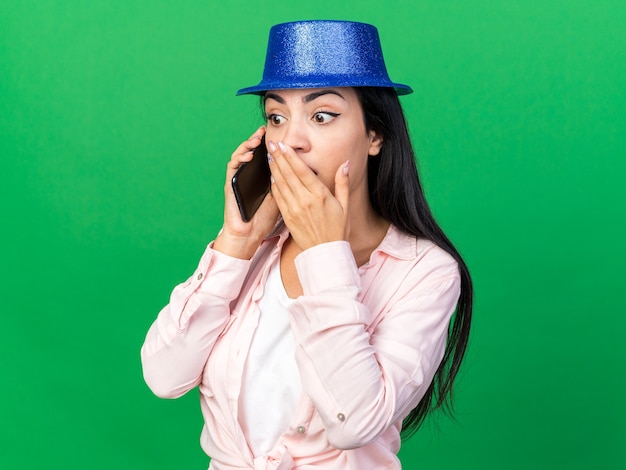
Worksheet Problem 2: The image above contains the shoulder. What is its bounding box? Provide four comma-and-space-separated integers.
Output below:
367, 227, 460, 304
364, 229, 461, 330
415, 238, 459, 278
379, 226, 458, 274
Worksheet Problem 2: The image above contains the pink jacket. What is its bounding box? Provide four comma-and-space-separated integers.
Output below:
141, 225, 460, 469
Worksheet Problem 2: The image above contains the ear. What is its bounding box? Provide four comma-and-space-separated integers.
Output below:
368, 129, 383, 156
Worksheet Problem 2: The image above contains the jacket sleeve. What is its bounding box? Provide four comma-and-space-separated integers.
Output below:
140, 245, 251, 399
287, 241, 460, 450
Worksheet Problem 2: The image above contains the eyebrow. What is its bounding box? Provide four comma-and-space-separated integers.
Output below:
265, 89, 346, 104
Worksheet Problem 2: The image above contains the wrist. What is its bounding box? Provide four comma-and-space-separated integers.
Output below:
213, 230, 262, 260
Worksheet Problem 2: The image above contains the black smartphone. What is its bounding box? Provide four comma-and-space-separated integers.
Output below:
231, 137, 271, 222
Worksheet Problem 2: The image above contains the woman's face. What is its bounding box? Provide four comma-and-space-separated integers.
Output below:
263, 87, 382, 196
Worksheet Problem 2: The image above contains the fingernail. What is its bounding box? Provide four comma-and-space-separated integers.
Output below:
270, 175, 275, 184
268, 140, 277, 152
343, 160, 350, 176
278, 141, 287, 152
267, 153, 274, 163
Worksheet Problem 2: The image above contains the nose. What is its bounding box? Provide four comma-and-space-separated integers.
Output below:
279, 121, 310, 154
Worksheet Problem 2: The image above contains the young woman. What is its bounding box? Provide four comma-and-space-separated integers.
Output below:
141, 21, 472, 469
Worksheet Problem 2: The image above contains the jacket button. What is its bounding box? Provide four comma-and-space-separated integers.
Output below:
296, 425, 306, 434
197, 273, 203, 280
337, 413, 346, 422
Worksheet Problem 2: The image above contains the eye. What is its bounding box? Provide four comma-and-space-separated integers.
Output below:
312, 111, 340, 124
265, 113, 286, 126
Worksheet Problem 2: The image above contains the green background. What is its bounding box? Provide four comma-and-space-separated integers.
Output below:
2, 1, 624, 468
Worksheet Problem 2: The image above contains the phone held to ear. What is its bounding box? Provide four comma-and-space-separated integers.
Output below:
231, 137, 271, 222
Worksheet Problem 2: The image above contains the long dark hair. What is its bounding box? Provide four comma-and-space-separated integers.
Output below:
355, 87, 473, 439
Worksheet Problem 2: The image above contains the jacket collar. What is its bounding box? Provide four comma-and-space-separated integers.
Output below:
375, 224, 419, 260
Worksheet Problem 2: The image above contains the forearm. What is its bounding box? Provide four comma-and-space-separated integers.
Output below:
141, 245, 251, 398
288, 283, 404, 448
289, 297, 395, 449
288, 241, 459, 449
214, 229, 265, 260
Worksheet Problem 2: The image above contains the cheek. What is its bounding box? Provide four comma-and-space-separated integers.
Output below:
343, 131, 374, 163
264, 128, 278, 143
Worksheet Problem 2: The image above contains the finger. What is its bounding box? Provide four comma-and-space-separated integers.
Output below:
267, 140, 298, 204
233, 126, 266, 157
269, 141, 324, 197
228, 126, 266, 170
334, 160, 351, 212
227, 149, 254, 172
278, 141, 324, 190
268, 169, 288, 215
267, 145, 296, 216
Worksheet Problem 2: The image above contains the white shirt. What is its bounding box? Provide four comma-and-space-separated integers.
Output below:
239, 260, 300, 457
